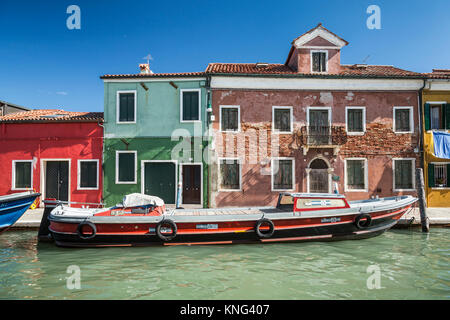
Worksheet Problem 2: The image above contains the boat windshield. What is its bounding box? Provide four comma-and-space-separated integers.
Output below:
277, 194, 294, 211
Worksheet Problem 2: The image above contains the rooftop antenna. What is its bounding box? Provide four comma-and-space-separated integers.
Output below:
143, 53, 153, 65
362, 55, 370, 64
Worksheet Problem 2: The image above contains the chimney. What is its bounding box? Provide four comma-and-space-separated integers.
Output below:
139, 63, 153, 74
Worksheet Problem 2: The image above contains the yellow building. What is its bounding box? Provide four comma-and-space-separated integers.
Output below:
422, 70, 450, 207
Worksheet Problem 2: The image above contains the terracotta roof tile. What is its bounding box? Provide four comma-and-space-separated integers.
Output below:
101, 71, 205, 79
0, 109, 104, 123
423, 69, 450, 79
206, 63, 423, 78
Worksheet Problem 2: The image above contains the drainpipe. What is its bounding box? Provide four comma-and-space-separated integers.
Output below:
97, 120, 105, 205
417, 78, 427, 170
205, 74, 212, 208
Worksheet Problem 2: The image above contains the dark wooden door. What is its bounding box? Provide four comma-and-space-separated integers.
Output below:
45, 161, 69, 201
144, 162, 176, 204
182, 165, 201, 204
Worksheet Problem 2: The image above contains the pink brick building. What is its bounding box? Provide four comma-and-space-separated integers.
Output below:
207, 24, 425, 207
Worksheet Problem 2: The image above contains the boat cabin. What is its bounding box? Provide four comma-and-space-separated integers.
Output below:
276, 193, 351, 212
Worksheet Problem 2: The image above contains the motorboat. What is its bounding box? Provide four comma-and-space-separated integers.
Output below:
46, 192, 417, 247
0, 191, 41, 233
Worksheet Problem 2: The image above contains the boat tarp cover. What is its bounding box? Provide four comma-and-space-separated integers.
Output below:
433, 131, 450, 159
122, 193, 165, 207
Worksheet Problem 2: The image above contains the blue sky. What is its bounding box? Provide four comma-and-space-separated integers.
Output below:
0, 0, 449, 112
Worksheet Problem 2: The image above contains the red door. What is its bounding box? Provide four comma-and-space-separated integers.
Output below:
182, 165, 201, 204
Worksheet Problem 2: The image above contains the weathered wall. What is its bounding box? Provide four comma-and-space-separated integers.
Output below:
0, 122, 103, 205
211, 89, 419, 207
422, 90, 450, 207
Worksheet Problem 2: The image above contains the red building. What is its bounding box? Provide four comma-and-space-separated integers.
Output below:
0, 109, 103, 206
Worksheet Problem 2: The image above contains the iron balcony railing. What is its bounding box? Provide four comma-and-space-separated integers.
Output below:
296, 125, 347, 146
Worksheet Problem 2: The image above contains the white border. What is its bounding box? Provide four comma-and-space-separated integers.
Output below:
115, 150, 137, 184
219, 105, 241, 132
271, 158, 295, 191
12, 160, 33, 190
218, 157, 242, 191
345, 106, 366, 135
180, 89, 202, 123
344, 158, 368, 192
141, 160, 178, 204
116, 90, 137, 124
392, 158, 416, 192
310, 50, 328, 74
272, 106, 293, 134
40, 159, 71, 203
181, 163, 203, 206
393, 106, 414, 134
77, 159, 99, 190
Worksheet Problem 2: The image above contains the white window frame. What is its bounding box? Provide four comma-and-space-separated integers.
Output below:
310, 50, 328, 73
393, 106, 414, 134
272, 106, 293, 134
180, 89, 201, 123
219, 105, 241, 132
345, 106, 366, 135
115, 150, 137, 184
427, 101, 448, 132
271, 158, 295, 191
344, 158, 368, 192
218, 157, 242, 191
12, 160, 33, 190
116, 90, 137, 124
77, 159, 99, 190
430, 162, 450, 189
392, 158, 416, 192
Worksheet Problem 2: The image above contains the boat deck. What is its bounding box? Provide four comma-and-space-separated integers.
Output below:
169, 207, 282, 216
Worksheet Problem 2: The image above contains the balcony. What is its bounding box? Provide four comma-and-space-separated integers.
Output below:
295, 125, 347, 155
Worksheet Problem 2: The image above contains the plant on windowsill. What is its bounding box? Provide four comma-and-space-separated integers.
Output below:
436, 178, 446, 187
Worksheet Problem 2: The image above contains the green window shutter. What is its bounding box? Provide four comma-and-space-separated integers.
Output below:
424, 103, 431, 131
447, 164, 450, 188
445, 104, 450, 129
118, 153, 135, 182
119, 93, 135, 122
428, 163, 435, 188
15, 162, 31, 189
80, 161, 98, 188
182, 91, 199, 121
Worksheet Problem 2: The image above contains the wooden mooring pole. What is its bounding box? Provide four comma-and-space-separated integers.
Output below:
416, 168, 430, 233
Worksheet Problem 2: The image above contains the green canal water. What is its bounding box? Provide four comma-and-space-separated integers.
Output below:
0, 228, 449, 300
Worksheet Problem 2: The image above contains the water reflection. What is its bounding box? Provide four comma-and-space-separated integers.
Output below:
0, 229, 449, 299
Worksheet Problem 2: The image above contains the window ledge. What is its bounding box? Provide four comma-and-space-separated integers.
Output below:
347, 132, 365, 136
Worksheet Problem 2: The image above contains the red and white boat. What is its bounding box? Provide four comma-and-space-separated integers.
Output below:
46, 193, 417, 247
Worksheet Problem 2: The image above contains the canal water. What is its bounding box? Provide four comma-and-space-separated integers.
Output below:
0, 228, 449, 300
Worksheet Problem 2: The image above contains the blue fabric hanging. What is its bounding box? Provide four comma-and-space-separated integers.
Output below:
433, 131, 450, 159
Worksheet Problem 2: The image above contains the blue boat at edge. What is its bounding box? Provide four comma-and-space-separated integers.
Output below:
0, 192, 41, 233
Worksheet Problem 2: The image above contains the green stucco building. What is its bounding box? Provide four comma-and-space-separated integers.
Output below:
100, 70, 210, 207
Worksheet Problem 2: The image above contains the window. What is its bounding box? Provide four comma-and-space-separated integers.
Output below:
311, 51, 327, 73
272, 159, 294, 190
393, 107, 413, 133
424, 103, 450, 130
117, 91, 136, 123
345, 159, 367, 191
180, 89, 200, 122
220, 106, 240, 132
78, 160, 99, 189
219, 159, 241, 190
116, 151, 137, 184
393, 159, 415, 190
428, 163, 450, 188
346, 107, 365, 134
273, 107, 293, 133
12, 160, 32, 190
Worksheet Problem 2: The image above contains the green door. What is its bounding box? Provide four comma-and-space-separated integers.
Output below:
144, 162, 176, 204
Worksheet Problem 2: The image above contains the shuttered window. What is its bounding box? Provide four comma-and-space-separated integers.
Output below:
347, 108, 364, 133
312, 51, 327, 72
346, 159, 366, 190
219, 159, 240, 190
394, 108, 412, 132
14, 161, 32, 189
428, 163, 450, 188
221, 107, 239, 131
79, 160, 98, 189
394, 159, 414, 190
273, 108, 292, 132
117, 152, 136, 183
118, 92, 135, 123
182, 90, 200, 121
273, 159, 294, 190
